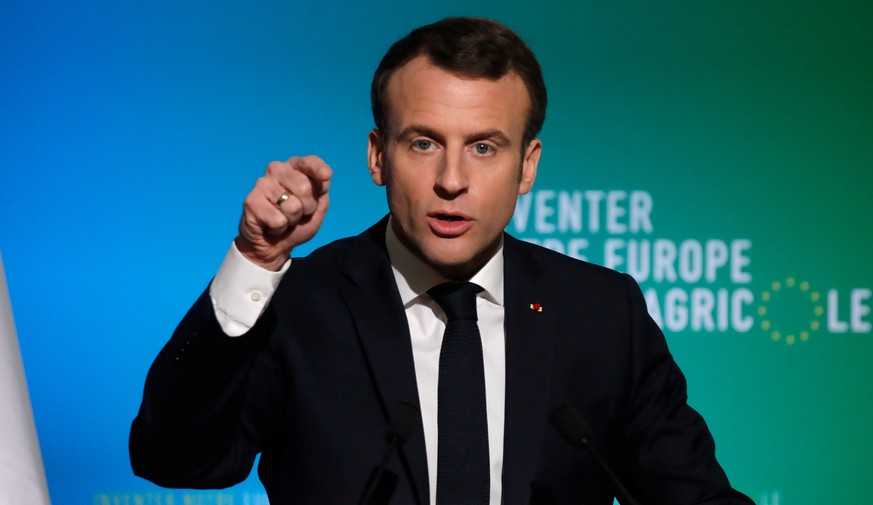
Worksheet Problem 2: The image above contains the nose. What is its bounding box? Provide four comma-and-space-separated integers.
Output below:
433, 147, 469, 198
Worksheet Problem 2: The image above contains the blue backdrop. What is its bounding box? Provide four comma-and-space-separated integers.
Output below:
2, 1, 871, 504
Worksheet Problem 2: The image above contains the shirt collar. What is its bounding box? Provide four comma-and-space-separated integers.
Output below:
385, 216, 504, 308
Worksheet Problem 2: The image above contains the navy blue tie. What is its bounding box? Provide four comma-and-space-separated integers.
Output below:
428, 282, 489, 505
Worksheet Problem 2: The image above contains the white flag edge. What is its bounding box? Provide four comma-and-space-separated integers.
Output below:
0, 251, 52, 505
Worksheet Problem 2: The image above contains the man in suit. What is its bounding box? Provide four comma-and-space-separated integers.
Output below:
131, 17, 753, 505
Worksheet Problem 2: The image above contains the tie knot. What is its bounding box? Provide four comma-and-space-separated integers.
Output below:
428, 282, 482, 322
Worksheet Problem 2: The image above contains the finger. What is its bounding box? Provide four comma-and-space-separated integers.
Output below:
244, 176, 300, 236
264, 174, 308, 224
242, 193, 289, 237
287, 155, 333, 196
265, 160, 320, 216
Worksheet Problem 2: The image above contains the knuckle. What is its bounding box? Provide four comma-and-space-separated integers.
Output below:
293, 181, 314, 199
265, 161, 285, 175
283, 197, 303, 215
254, 176, 273, 191
242, 193, 260, 212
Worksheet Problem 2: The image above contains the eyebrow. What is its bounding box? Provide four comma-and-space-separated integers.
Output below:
397, 124, 513, 146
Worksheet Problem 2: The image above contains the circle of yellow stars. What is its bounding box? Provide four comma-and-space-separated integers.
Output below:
758, 277, 823, 345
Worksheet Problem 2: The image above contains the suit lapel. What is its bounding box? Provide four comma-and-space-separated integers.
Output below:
338, 217, 428, 504
335, 223, 555, 503
502, 235, 556, 501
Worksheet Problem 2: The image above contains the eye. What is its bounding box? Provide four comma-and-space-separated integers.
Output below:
473, 143, 494, 155
413, 139, 434, 151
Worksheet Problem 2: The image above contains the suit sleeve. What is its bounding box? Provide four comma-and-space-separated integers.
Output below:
129, 287, 282, 488
619, 274, 753, 504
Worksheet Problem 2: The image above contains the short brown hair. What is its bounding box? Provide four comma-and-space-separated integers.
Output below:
371, 17, 547, 147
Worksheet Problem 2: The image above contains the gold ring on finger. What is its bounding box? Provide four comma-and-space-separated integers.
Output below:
276, 190, 292, 207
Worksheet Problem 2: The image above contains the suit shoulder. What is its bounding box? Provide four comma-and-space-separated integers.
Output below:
283, 235, 357, 283
282, 218, 391, 289
297, 234, 357, 262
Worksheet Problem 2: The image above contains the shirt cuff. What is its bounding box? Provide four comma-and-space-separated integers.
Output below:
209, 242, 291, 337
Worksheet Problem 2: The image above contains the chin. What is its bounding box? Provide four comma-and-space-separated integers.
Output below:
425, 250, 485, 280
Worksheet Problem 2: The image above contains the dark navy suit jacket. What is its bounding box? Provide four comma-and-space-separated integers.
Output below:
130, 217, 752, 504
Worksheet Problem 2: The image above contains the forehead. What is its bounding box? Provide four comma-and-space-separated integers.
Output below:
383, 56, 530, 138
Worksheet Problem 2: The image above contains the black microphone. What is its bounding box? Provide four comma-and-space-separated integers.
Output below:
550, 405, 642, 505
360, 401, 421, 505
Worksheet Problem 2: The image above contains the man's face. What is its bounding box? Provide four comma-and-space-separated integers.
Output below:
368, 56, 541, 280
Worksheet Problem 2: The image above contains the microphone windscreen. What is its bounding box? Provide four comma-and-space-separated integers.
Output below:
386, 401, 421, 446
550, 404, 592, 449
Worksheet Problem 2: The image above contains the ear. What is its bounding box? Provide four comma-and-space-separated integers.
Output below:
368, 128, 386, 186
518, 138, 541, 195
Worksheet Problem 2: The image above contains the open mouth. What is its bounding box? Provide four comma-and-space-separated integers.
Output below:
428, 212, 472, 237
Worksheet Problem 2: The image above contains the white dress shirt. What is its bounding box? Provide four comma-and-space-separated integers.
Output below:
209, 223, 506, 505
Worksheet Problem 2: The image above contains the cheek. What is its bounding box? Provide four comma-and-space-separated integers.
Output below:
483, 182, 524, 225
484, 175, 524, 203
385, 176, 421, 220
